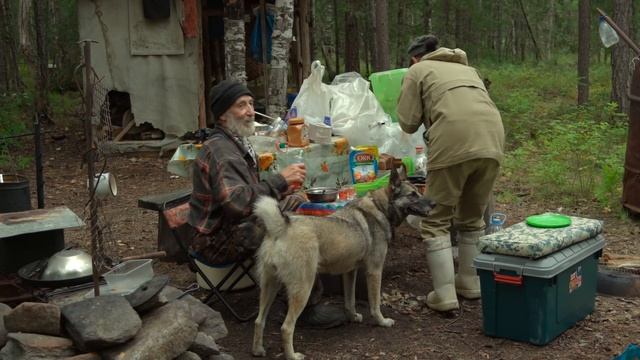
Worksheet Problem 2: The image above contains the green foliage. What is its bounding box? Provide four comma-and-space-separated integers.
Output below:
0, 92, 33, 172
493, 57, 627, 210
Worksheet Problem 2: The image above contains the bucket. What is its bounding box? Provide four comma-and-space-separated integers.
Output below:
0, 174, 32, 213
194, 258, 255, 291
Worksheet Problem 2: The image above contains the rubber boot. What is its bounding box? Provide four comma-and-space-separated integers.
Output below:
425, 235, 459, 311
455, 230, 484, 299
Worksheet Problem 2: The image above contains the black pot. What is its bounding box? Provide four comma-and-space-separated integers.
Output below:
0, 174, 31, 213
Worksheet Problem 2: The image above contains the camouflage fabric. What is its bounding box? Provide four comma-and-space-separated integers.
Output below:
478, 213, 603, 259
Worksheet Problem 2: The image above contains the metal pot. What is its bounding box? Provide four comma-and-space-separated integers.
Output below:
305, 187, 339, 203
18, 249, 94, 288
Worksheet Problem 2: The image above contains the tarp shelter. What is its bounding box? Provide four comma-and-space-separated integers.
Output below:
78, 0, 312, 139
78, 0, 205, 137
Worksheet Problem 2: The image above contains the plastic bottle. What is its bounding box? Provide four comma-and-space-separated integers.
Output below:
278, 142, 304, 189
414, 146, 427, 177
599, 16, 619, 48
486, 213, 507, 235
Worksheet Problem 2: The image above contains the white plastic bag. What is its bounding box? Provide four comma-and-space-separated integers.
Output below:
291, 61, 334, 125
292, 60, 426, 152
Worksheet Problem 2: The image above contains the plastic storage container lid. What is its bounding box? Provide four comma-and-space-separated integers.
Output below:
526, 214, 572, 228
474, 235, 604, 278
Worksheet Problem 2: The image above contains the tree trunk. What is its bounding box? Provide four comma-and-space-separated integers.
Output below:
267, 0, 294, 117
394, 0, 406, 68
454, 3, 462, 48
374, 0, 390, 71
493, 0, 502, 61
344, 5, 359, 73
545, 0, 555, 60
369, 0, 378, 71
223, 0, 247, 83
517, 0, 540, 61
611, 0, 632, 114
424, 0, 432, 34
332, 0, 339, 74
577, 0, 590, 105
32, 0, 48, 118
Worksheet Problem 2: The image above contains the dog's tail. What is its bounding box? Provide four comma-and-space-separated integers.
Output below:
253, 196, 289, 239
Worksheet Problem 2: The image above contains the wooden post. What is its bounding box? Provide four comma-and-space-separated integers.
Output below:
81, 40, 100, 297
260, 0, 269, 109
298, 0, 311, 79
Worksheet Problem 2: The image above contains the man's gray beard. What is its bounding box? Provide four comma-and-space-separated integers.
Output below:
224, 115, 255, 138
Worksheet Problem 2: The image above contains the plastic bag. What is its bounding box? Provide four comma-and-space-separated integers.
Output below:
291, 61, 334, 125
292, 60, 425, 153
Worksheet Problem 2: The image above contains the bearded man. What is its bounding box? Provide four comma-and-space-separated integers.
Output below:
188, 80, 345, 327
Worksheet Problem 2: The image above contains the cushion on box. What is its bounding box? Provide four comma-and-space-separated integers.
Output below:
478, 214, 603, 259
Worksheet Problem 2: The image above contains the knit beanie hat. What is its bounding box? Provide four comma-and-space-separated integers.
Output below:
407, 35, 439, 57
210, 80, 254, 122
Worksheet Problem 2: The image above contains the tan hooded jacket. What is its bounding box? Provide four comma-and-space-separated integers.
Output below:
397, 47, 505, 170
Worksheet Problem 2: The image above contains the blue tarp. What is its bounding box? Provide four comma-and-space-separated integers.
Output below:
250, 8, 274, 63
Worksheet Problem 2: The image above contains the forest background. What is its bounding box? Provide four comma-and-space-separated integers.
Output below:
0, 0, 637, 217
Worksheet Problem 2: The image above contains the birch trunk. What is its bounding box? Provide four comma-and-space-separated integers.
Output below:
267, 0, 294, 117
224, 0, 247, 83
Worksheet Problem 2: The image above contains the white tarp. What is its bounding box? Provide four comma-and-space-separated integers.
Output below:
78, 0, 202, 136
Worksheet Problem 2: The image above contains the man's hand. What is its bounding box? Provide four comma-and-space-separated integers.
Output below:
280, 163, 306, 186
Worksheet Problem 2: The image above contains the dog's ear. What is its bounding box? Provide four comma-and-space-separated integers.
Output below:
390, 166, 402, 189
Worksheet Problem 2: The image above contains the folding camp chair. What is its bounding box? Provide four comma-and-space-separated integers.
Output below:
161, 201, 258, 322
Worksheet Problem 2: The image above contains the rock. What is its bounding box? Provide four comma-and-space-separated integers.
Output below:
179, 294, 209, 325
0, 332, 75, 359
0, 303, 11, 348
175, 351, 202, 360
3, 302, 61, 336
208, 353, 234, 360
180, 295, 228, 340
158, 285, 183, 302
101, 300, 198, 360
188, 332, 220, 358
62, 295, 142, 352
62, 353, 102, 360
199, 313, 228, 341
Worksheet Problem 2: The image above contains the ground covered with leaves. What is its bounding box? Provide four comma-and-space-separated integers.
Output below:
10, 121, 638, 360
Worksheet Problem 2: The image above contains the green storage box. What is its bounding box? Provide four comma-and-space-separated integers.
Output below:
474, 235, 605, 345
369, 68, 408, 122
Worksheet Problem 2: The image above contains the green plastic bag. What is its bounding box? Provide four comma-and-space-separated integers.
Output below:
369, 68, 408, 123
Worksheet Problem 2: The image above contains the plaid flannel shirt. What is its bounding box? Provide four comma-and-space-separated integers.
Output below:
188, 126, 287, 263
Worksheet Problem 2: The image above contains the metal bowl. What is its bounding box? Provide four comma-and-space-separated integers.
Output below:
41, 249, 93, 281
305, 187, 339, 203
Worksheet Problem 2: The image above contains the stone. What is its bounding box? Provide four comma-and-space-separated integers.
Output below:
179, 295, 228, 340
175, 351, 202, 360
208, 353, 235, 360
0, 303, 11, 348
62, 353, 102, 360
154, 287, 228, 340
101, 300, 198, 360
0, 332, 75, 359
3, 302, 61, 336
188, 332, 220, 358
62, 295, 142, 352
198, 312, 228, 341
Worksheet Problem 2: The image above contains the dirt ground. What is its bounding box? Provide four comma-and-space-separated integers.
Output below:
10, 124, 640, 360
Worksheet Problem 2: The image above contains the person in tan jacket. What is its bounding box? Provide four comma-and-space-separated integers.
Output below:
397, 35, 505, 312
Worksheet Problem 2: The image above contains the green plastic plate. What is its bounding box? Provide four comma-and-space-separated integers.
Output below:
526, 214, 572, 228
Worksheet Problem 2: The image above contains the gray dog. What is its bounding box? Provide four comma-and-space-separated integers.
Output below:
252, 168, 436, 360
